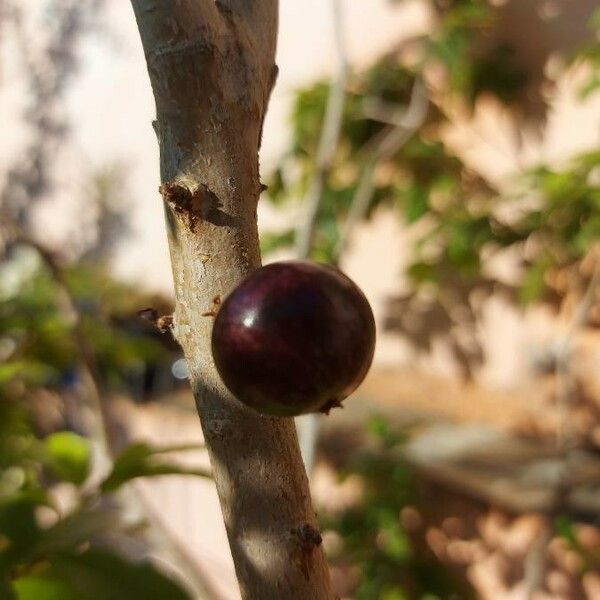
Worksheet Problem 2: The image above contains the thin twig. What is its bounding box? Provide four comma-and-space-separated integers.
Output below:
294, 0, 349, 259
132, 481, 225, 600
523, 524, 552, 600
555, 248, 600, 449
333, 77, 429, 264
295, 0, 349, 474
522, 247, 600, 599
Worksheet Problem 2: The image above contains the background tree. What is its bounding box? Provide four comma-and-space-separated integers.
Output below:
261, 2, 600, 596
263, 0, 600, 383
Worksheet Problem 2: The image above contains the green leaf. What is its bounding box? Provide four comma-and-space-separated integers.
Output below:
407, 262, 438, 284
100, 443, 210, 493
380, 589, 409, 600
53, 549, 191, 600
44, 433, 91, 486
579, 75, 600, 100
519, 258, 550, 305
0, 362, 56, 388
15, 549, 191, 600
13, 576, 77, 600
554, 515, 577, 546
260, 229, 296, 256
402, 185, 428, 224
367, 415, 390, 440
0, 496, 42, 574
445, 222, 480, 272
35, 506, 120, 558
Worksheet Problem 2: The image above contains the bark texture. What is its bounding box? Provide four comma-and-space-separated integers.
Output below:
130, 2, 333, 598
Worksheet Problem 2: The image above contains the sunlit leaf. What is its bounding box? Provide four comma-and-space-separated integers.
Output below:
13, 575, 76, 600
100, 443, 209, 493
44, 432, 91, 486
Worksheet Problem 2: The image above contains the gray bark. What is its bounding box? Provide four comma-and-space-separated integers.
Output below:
130, 2, 333, 598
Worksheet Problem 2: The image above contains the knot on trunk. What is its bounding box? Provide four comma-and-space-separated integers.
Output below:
138, 307, 174, 333
290, 522, 323, 579
159, 181, 236, 231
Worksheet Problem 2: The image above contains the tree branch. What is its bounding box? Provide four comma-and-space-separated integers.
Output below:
130, 2, 333, 597
555, 246, 600, 448
521, 247, 600, 599
295, 0, 349, 259
333, 77, 429, 263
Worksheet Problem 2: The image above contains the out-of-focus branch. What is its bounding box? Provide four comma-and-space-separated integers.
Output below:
132, 481, 225, 600
333, 77, 429, 264
295, 0, 349, 259
1, 0, 107, 227
295, 0, 349, 474
1, 221, 115, 455
522, 246, 600, 600
555, 246, 600, 448
522, 525, 552, 600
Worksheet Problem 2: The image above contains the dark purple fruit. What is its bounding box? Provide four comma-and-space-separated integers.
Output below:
211, 260, 376, 417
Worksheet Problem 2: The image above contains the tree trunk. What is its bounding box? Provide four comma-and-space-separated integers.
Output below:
129, 2, 333, 598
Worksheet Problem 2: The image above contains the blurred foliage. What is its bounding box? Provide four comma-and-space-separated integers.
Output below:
0, 251, 169, 398
555, 515, 600, 576
262, 0, 600, 377
0, 392, 208, 598
0, 3, 210, 597
100, 442, 209, 493
0, 251, 207, 598
320, 417, 472, 600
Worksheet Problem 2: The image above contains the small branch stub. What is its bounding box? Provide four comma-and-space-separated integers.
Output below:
202, 295, 222, 318
159, 182, 233, 232
138, 308, 174, 333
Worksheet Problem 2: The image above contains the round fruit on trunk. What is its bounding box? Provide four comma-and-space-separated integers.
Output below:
211, 261, 376, 417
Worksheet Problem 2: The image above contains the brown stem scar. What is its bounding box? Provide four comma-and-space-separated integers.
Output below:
290, 523, 323, 579
138, 308, 174, 333
319, 398, 344, 415
291, 523, 322, 551
159, 182, 235, 231
202, 295, 222, 317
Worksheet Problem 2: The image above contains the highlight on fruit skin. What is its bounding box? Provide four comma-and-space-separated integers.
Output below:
211, 260, 376, 417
